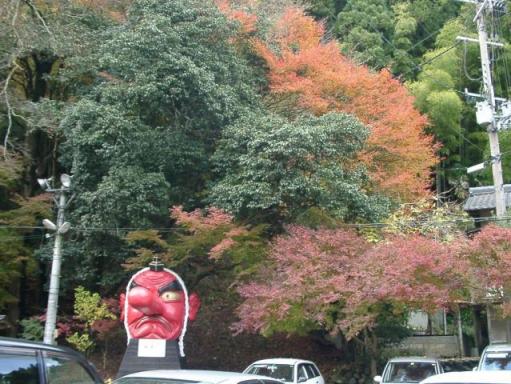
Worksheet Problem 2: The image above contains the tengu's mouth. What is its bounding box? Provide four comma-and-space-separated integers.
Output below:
131, 316, 174, 338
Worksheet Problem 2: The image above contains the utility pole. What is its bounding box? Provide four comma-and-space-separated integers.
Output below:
460, 0, 507, 217
476, 0, 506, 217
39, 174, 72, 345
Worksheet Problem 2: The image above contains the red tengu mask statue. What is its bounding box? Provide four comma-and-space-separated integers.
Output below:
120, 260, 200, 352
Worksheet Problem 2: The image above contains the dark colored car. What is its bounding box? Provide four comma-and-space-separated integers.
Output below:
0, 336, 104, 384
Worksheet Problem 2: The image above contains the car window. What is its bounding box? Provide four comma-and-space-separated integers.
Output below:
0, 350, 39, 384
238, 380, 262, 384
385, 362, 437, 383
246, 364, 294, 382
304, 365, 316, 378
482, 352, 511, 370
309, 365, 320, 377
297, 365, 308, 381
44, 353, 96, 384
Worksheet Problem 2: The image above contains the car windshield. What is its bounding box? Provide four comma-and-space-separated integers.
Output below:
115, 378, 201, 384
246, 364, 294, 382
386, 362, 437, 383
482, 352, 511, 370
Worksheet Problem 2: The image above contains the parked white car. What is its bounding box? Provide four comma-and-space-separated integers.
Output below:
477, 343, 511, 370
420, 370, 511, 383
244, 358, 324, 384
114, 370, 285, 384
374, 357, 443, 384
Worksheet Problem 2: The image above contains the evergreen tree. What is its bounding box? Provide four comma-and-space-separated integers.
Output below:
209, 112, 390, 224
56, 0, 259, 290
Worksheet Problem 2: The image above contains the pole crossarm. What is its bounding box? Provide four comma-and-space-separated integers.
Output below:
464, 89, 507, 103
456, 35, 504, 47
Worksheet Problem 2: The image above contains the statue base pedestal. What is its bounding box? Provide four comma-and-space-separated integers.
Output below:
116, 339, 183, 379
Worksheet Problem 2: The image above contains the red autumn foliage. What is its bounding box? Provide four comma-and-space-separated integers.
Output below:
232, 226, 370, 336
170, 205, 234, 233
459, 225, 511, 312
216, 0, 257, 34
217, 3, 438, 201
233, 225, 511, 339
170, 205, 247, 259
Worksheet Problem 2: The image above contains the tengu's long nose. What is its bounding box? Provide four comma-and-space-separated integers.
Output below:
128, 286, 164, 315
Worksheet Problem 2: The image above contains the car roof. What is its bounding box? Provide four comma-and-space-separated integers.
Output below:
420, 371, 511, 384
248, 358, 316, 366
0, 336, 82, 356
482, 343, 511, 352
120, 369, 281, 383
387, 357, 440, 363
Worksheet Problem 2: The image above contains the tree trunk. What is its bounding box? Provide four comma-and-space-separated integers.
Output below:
364, 329, 379, 377
5, 278, 21, 337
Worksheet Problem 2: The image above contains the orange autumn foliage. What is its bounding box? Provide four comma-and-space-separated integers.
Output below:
219, 4, 438, 201
216, 0, 258, 34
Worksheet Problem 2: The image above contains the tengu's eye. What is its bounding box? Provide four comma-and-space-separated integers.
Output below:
160, 291, 181, 302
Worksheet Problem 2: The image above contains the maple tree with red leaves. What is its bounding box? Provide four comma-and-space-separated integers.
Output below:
459, 225, 511, 315
232, 224, 511, 374
217, 3, 438, 201
232, 227, 464, 339
170, 205, 248, 260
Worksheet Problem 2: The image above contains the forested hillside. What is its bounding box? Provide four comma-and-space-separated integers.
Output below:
1, 0, 511, 380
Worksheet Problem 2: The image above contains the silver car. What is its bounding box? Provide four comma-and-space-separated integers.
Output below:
477, 344, 511, 370
420, 371, 511, 383
244, 358, 324, 384
115, 369, 286, 384
374, 357, 443, 384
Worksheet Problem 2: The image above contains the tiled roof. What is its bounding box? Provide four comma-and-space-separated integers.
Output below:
463, 185, 511, 211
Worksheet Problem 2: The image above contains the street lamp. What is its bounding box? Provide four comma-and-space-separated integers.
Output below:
40, 174, 72, 345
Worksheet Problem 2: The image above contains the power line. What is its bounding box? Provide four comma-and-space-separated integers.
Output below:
0, 234, 45, 242
419, 41, 463, 68
0, 216, 509, 232
339, 215, 511, 229
460, 133, 486, 153
491, 9, 511, 99
463, 40, 482, 81
0, 225, 46, 230
347, 16, 468, 103
74, 227, 178, 232
407, 27, 442, 54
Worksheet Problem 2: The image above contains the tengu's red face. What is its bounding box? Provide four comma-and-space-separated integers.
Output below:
121, 270, 200, 340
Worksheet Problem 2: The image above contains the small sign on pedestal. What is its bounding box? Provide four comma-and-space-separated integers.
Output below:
138, 339, 166, 358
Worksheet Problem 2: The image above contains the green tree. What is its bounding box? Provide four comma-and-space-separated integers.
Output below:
333, 0, 459, 78
67, 286, 116, 357
61, 0, 257, 226
336, 0, 394, 69
0, 154, 49, 333
307, 0, 346, 28
208, 112, 390, 225
391, 2, 418, 78
409, 19, 467, 196
54, 0, 259, 291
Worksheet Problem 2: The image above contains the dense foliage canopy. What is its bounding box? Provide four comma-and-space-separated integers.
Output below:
209, 112, 390, 223
222, 5, 438, 200
2, 0, 511, 376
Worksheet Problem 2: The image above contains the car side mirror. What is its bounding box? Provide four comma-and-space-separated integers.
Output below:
298, 377, 307, 383
472, 367, 477, 371
373, 375, 382, 383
